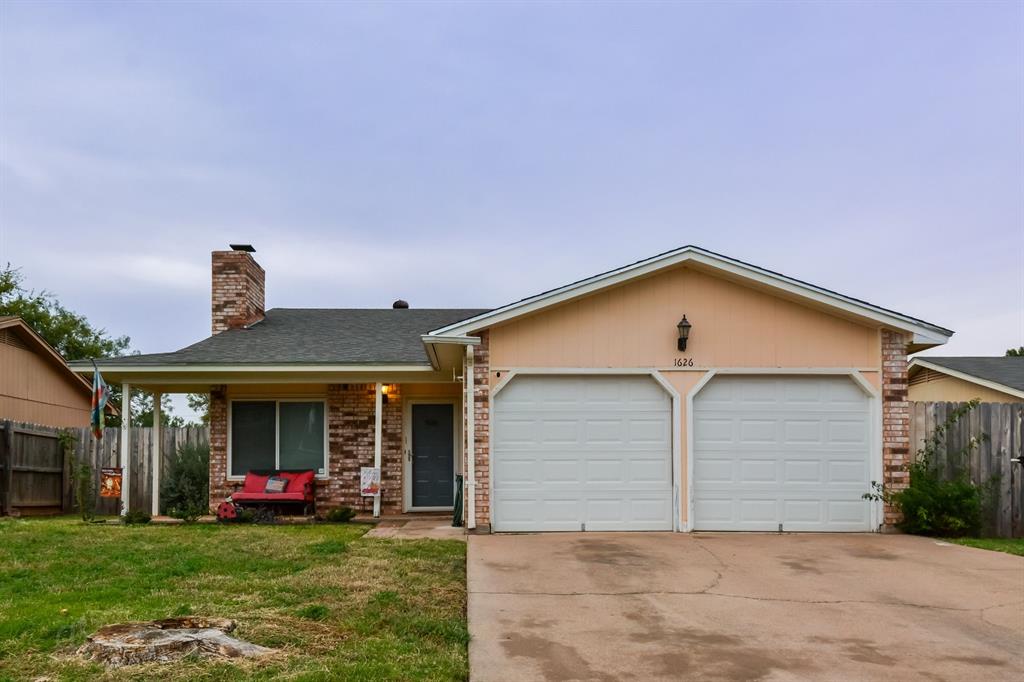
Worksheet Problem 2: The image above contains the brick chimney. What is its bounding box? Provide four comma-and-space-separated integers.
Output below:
211, 244, 265, 334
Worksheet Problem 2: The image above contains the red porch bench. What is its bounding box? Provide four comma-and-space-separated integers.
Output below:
230, 470, 317, 516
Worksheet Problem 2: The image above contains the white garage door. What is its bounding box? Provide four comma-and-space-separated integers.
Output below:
693, 375, 872, 532
492, 375, 673, 532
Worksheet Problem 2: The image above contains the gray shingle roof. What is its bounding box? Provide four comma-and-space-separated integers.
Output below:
86, 308, 488, 366
916, 356, 1024, 393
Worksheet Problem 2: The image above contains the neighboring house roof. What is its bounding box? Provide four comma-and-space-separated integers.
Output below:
71, 308, 488, 368
909, 357, 1024, 400
0, 316, 116, 411
424, 245, 953, 350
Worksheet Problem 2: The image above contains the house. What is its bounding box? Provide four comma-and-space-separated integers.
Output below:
908, 356, 1024, 403
0, 316, 102, 428
73, 244, 953, 531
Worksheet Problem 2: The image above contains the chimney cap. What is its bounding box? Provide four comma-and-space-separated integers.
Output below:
392, 299, 409, 309
229, 244, 256, 253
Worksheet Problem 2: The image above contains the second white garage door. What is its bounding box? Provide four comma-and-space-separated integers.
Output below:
492, 375, 673, 532
692, 375, 873, 532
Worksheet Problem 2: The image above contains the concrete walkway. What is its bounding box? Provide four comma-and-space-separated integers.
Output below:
468, 533, 1024, 681
364, 515, 466, 540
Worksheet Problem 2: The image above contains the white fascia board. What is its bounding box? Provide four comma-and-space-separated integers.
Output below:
76, 363, 435, 374
908, 359, 1024, 399
425, 246, 953, 344
419, 334, 481, 345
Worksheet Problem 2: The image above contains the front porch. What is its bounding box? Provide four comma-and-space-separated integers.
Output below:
108, 378, 470, 520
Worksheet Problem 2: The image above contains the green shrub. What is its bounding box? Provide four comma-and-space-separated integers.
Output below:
121, 510, 152, 525
324, 507, 357, 523
161, 443, 209, 522
865, 400, 994, 537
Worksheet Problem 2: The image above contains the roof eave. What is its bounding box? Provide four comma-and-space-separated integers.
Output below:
424, 246, 954, 343
908, 358, 1024, 400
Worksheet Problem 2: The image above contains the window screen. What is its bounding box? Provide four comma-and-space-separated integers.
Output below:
278, 402, 325, 473
231, 401, 276, 476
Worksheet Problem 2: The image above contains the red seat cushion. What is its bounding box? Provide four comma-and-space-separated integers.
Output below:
283, 470, 315, 495
232, 491, 306, 502
242, 473, 270, 493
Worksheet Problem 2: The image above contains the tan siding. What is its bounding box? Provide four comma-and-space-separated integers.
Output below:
907, 373, 1019, 403
488, 266, 879, 369
0, 344, 91, 427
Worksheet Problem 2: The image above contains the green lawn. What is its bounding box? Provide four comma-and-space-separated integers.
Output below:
947, 537, 1024, 557
0, 517, 467, 681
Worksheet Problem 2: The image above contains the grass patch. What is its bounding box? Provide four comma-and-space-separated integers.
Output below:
947, 537, 1024, 557
0, 517, 467, 681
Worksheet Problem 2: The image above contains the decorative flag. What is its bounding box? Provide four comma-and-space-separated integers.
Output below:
90, 362, 110, 439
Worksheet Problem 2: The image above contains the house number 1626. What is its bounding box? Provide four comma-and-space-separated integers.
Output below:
674, 358, 694, 367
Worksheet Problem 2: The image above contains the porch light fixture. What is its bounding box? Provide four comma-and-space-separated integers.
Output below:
677, 315, 692, 352
381, 384, 395, 404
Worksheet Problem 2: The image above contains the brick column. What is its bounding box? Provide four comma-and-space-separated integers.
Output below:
326, 384, 403, 515
471, 332, 491, 529
881, 329, 911, 528
207, 386, 229, 511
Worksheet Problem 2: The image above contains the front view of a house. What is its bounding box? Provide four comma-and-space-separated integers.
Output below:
77, 245, 952, 532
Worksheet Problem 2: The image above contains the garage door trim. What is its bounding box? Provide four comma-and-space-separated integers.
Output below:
492, 369, 682, 532
685, 369, 882, 532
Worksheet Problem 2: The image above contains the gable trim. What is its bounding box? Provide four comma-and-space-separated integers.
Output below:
908, 358, 1024, 400
424, 246, 952, 346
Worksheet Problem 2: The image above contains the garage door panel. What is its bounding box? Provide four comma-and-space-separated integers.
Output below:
694, 375, 872, 532
493, 375, 673, 532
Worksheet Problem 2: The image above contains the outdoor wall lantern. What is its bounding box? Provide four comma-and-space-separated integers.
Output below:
677, 315, 692, 352
381, 384, 395, 404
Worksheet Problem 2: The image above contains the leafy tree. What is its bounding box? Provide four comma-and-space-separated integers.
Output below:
1, 264, 190, 426
1, 264, 129, 361
187, 393, 211, 425
1006, 347, 1024, 357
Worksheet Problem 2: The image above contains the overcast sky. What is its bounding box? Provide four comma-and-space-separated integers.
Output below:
1, 1, 1022, 418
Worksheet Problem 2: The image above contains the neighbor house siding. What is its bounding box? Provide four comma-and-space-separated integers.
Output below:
908, 370, 1019, 403
0, 340, 92, 428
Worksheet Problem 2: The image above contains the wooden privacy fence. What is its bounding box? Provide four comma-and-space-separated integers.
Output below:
0, 421, 209, 516
909, 402, 1024, 538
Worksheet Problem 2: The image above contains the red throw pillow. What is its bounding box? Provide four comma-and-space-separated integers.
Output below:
286, 470, 315, 493
242, 473, 270, 493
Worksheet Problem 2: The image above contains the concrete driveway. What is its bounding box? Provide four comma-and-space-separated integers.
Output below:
468, 533, 1024, 681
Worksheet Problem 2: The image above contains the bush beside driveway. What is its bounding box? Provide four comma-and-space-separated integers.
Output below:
468, 532, 1024, 681
0, 517, 467, 681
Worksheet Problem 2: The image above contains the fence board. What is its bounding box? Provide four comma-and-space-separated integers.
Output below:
910, 401, 1023, 538
0, 422, 209, 516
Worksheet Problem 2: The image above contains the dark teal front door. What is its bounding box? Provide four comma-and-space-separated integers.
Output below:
411, 403, 455, 507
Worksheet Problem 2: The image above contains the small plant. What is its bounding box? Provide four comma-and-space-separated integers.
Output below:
865, 400, 994, 537
168, 505, 206, 523
161, 443, 210, 522
121, 510, 152, 525
323, 506, 357, 523
60, 431, 96, 523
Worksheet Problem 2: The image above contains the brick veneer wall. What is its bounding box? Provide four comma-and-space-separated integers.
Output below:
207, 383, 404, 514
326, 384, 403, 514
211, 250, 265, 334
208, 386, 230, 508
881, 329, 911, 528
468, 332, 491, 529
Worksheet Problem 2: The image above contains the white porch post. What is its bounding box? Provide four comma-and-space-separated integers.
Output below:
373, 381, 383, 518
465, 346, 476, 530
120, 383, 131, 516
151, 392, 161, 517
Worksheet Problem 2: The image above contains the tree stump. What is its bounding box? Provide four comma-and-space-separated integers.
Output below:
77, 617, 274, 667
